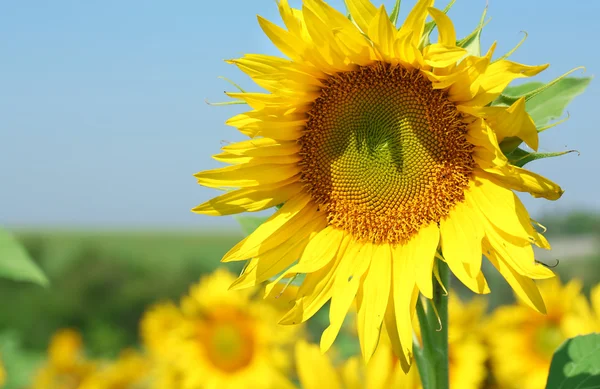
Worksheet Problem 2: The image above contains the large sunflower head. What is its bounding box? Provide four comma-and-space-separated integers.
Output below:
142, 269, 301, 389
485, 278, 600, 389
195, 0, 565, 369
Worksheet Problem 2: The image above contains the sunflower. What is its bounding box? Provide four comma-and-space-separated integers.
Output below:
78, 350, 150, 389
141, 269, 301, 389
485, 278, 600, 389
194, 0, 562, 368
31, 329, 97, 389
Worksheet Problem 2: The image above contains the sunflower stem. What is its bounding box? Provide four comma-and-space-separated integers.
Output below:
432, 260, 450, 389
414, 298, 436, 389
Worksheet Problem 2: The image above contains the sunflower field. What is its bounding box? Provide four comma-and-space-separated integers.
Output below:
1, 0, 598, 388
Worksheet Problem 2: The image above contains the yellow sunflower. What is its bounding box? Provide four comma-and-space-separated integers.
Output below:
194, 0, 561, 368
141, 268, 301, 389
78, 350, 150, 389
31, 329, 97, 389
485, 278, 600, 389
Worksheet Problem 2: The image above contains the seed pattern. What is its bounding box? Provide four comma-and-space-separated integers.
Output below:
299, 62, 475, 245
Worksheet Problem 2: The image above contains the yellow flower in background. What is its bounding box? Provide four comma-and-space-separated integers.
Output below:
343, 336, 421, 389
141, 269, 301, 389
486, 278, 600, 389
447, 295, 487, 389
78, 350, 150, 389
31, 329, 96, 389
291, 340, 344, 389
194, 0, 560, 368
0, 352, 5, 387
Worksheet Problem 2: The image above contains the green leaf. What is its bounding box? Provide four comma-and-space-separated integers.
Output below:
456, 4, 488, 57
493, 72, 591, 127
546, 333, 600, 389
233, 215, 269, 236
389, 0, 401, 26
0, 229, 48, 286
506, 147, 579, 168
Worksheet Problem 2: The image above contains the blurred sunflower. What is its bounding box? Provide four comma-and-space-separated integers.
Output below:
0, 352, 5, 387
447, 295, 488, 389
141, 269, 301, 389
486, 278, 600, 389
195, 0, 559, 368
31, 329, 96, 389
78, 350, 150, 389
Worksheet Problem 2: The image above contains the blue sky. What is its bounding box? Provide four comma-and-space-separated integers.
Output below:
1, 0, 598, 229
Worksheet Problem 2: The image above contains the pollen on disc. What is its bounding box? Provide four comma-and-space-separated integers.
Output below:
299, 62, 475, 245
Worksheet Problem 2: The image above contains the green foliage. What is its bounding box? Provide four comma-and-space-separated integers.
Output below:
0, 332, 44, 389
494, 75, 591, 127
539, 212, 600, 237
546, 333, 600, 389
456, 3, 487, 56
0, 230, 243, 356
0, 228, 48, 286
389, 0, 401, 26
506, 147, 579, 168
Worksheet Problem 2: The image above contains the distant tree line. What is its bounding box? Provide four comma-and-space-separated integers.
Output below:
539, 211, 600, 237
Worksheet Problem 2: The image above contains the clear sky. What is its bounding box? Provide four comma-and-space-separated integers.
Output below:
1, 0, 598, 230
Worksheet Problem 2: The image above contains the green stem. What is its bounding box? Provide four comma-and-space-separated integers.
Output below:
415, 298, 436, 389
413, 259, 450, 389
432, 260, 450, 389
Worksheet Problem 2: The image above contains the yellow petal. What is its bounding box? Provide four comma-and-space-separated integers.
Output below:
192, 178, 302, 216
356, 244, 391, 362
423, 44, 467, 68
427, 7, 456, 46
221, 138, 301, 157
440, 201, 485, 278
486, 246, 548, 313
279, 235, 349, 325
479, 167, 564, 201
258, 15, 305, 62
463, 60, 549, 107
391, 244, 417, 365
345, 0, 377, 33
398, 0, 434, 50
321, 240, 371, 352
230, 217, 326, 289
194, 162, 300, 188
466, 176, 531, 241
222, 194, 316, 262
383, 290, 412, 373
406, 223, 440, 299
369, 6, 396, 60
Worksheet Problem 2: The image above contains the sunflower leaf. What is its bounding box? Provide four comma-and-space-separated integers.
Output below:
507, 147, 579, 168
545, 333, 600, 389
456, 3, 488, 57
233, 215, 269, 236
493, 73, 591, 127
389, 0, 401, 26
0, 228, 49, 286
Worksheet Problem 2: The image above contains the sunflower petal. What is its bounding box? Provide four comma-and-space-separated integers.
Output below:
356, 243, 391, 361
